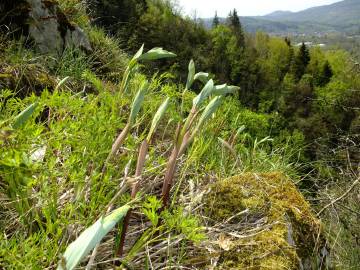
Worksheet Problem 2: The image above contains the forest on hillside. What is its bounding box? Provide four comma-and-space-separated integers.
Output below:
0, 0, 359, 269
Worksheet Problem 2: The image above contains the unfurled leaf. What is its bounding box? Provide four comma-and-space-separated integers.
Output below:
12, 102, 38, 129
213, 84, 239, 96
129, 81, 149, 124
228, 85, 240, 94
194, 72, 209, 84
132, 44, 145, 61
193, 79, 214, 108
186, 60, 195, 89
138, 48, 177, 61
195, 96, 223, 131
57, 205, 130, 270
147, 97, 170, 141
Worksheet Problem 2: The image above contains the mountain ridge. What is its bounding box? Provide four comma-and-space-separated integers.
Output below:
201, 0, 360, 34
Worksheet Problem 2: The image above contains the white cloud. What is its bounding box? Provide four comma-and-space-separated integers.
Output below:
176, 0, 341, 18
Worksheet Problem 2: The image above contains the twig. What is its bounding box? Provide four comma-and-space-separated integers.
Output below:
317, 176, 360, 216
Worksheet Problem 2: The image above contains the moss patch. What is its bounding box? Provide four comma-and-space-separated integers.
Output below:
204, 172, 327, 269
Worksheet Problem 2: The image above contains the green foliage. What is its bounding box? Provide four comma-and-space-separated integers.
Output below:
12, 102, 38, 129
58, 205, 130, 270
1, 0, 359, 267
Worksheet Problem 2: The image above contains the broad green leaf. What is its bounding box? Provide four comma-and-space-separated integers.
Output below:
147, 97, 170, 141
193, 79, 214, 108
194, 72, 209, 84
12, 102, 38, 129
129, 81, 149, 124
228, 85, 240, 93
132, 44, 144, 61
213, 84, 240, 96
186, 60, 195, 89
195, 96, 223, 131
57, 205, 130, 270
129, 44, 145, 67
138, 47, 177, 61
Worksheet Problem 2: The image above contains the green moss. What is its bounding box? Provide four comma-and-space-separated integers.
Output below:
204, 172, 326, 269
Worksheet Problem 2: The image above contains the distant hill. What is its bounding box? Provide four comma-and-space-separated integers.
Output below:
201, 0, 360, 35
264, 10, 293, 19
262, 0, 360, 27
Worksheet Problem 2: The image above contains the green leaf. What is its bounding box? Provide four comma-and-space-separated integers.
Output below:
129, 81, 149, 124
147, 97, 170, 141
129, 44, 145, 67
12, 102, 38, 129
133, 44, 145, 61
138, 47, 177, 61
186, 60, 195, 89
195, 96, 223, 131
213, 84, 240, 96
194, 72, 209, 84
57, 205, 130, 270
193, 79, 214, 109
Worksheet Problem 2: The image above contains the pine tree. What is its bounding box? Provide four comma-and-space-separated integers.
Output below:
227, 9, 245, 47
227, 9, 240, 29
292, 42, 311, 81
212, 11, 220, 28
318, 60, 333, 86
299, 42, 310, 67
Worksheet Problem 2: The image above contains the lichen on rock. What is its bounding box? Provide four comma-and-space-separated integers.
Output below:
204, 172, 329, 269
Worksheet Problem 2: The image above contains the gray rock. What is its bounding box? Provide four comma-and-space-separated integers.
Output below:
2, 0, 92, 54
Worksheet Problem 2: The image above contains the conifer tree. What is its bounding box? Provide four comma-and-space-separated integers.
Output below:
227, 9, 245, 47
212, 11, 220, 28
318, 60, 333, 86
292, 42, 311, 81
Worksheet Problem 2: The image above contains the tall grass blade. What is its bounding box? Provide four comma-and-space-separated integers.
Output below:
55, 76, 70, 92
57, 205, 130, 270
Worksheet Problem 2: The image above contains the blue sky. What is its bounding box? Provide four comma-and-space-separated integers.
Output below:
176, 0, 342, 17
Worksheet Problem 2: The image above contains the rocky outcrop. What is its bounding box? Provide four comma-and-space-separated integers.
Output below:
204, 172, 330, 269
0, 0, 91, 54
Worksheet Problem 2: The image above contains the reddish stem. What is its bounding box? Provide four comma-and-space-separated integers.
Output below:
116, 140, 149, 257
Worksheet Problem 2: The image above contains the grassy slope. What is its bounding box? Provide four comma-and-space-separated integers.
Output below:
2, 1, 357, 269
0, 9, 305, 270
